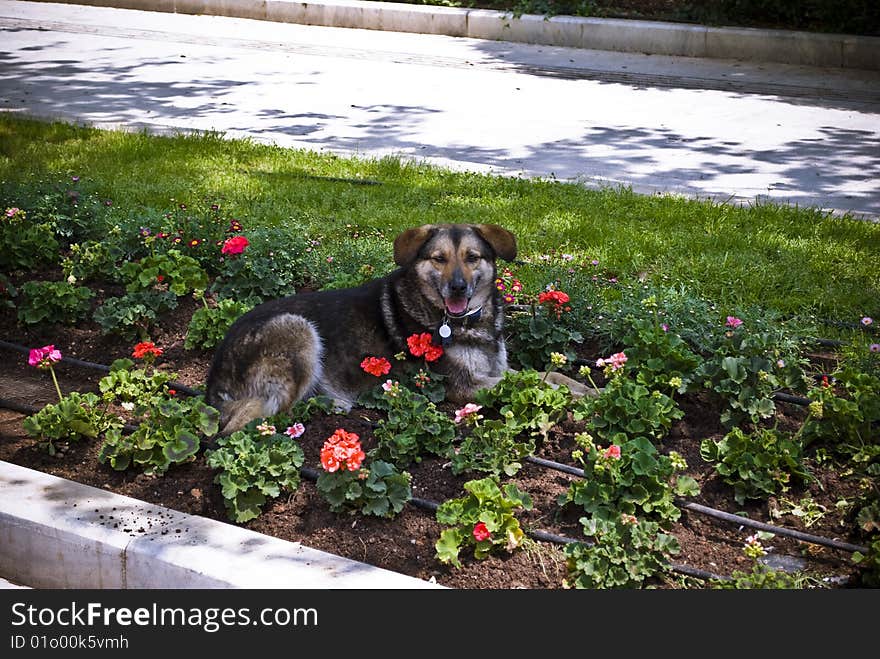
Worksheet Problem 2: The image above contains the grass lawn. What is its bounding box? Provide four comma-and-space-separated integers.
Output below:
1, 114, 877, 327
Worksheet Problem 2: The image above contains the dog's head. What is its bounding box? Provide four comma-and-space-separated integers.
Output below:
393, 223, 517, 317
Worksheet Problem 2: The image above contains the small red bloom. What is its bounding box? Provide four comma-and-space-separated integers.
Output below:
167, 389, 176, 397
221, 235, 249, 256
156, 274, 164, 283
473, 522, 491, 542
538, 289, 571, 317
406, 333, 443, 362
603, 444, 622, 460
132, 341, 163, 359
360, 356, 392, 377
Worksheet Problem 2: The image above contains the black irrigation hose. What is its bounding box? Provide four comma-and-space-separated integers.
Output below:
523, 456, 870, 555
675, 500, 870, 555
0, 339, 204, 398
303, 463, 730, 582
772, 392, 812, 407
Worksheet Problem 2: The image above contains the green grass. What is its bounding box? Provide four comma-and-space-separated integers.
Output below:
1, 114, 878, 323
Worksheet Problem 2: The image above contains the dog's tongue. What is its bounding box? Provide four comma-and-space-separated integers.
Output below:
445, 298, 469, 316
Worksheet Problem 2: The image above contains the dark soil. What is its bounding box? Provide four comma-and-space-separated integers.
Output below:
0, 288, 870, 590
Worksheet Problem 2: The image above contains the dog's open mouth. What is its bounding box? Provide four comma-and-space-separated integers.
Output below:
444, 297, 469, 317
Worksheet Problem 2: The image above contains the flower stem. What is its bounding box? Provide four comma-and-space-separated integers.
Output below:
48, 365, 63, 402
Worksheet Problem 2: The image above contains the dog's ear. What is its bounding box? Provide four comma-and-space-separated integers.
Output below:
474, 224, 517, 262
393, 225, 435, 266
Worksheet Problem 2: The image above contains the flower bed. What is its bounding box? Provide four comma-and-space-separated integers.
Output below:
1, 183, 878, 589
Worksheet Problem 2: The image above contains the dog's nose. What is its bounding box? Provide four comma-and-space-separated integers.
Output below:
450, 271, 468, 296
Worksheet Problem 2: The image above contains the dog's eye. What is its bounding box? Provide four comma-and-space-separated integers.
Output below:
466, 253, 481, 264
431, 255, 447, 264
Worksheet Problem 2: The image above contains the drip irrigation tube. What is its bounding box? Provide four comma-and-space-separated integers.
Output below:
522, 456, 870, 555
305, 463, 727, 581
0, 340, 203, 398
675, 500, 869, 555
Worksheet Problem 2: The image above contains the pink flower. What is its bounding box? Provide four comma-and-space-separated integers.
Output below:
725, 316, 743, 329
28, 345, 62, 369
472, 522, 491, 542
381, 380, 399, 396
603, 444, 621, 460
862, 316, 874, 327
454, 403, 483, 424
660, 323, 669, 332
597, 352, 627, 372
285, 423, 305, 438
870, 344, 880, 353
221, 235, 250, 256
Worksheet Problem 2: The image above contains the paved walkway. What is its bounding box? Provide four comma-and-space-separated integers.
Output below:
1, 0, 879, 217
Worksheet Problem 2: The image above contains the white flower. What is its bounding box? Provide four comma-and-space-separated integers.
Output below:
66, 274, 77, 285
121, 401, 134, 412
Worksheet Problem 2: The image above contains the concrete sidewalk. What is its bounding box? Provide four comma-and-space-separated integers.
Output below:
3, 1, 879, 216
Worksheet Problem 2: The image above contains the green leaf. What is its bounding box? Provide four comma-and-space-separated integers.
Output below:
435, 528, 464, 568
162, 430, 200, 463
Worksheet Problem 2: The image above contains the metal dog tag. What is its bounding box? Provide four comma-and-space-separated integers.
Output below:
438, 322, 452, 345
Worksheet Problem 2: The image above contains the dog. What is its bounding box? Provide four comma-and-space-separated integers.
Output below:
205, 223, 591, 435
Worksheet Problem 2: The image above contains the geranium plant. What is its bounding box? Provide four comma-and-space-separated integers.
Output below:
98, 394, 219, 475
205, 421, 305, 523
560, 432, 698, 524
700, 426, 813, 505
434, 476, 533, 568
367, 379, 456, 468
185, 292, 254, 350
506, 285, 583, 371
315, 429, 412, 517
23, 345, 120, 454
563, 514, 681, 589
576, 351, 683, 444
17, 279, 95, 326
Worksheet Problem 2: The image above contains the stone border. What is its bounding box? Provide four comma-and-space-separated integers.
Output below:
31, 0, 880, 70
0, 461, 442, 589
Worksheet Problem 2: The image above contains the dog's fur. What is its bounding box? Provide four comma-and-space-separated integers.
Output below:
205, 223, 590, 435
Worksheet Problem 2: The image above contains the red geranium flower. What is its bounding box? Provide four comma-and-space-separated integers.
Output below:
538, 290, 571, 318
473, 522, 491, 542
360, 356, 392, 377
132, 341, 163, 359
406, 333, 443, 362
221, 235, 250, 256
320, 429, 365, 473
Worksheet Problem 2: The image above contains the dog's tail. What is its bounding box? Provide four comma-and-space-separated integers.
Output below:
206, 313, 324, 436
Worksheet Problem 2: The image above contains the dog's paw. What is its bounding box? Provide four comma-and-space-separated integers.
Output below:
542, 371, 600, 399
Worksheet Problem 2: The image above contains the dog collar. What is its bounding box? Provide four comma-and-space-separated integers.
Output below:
436, 306, 482, 345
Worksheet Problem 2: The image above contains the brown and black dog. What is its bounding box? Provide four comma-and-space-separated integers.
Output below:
205, 223, 591, 434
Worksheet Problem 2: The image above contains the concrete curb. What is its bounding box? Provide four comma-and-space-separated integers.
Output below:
0, 461, 442, 589
31, 0, 880, 70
